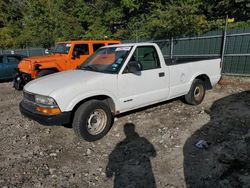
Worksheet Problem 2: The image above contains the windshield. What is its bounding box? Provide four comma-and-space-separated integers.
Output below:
54, 43, 71, 54
79, 46, 131, 74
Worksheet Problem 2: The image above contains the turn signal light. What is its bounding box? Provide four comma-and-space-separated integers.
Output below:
36, 107, 61, 115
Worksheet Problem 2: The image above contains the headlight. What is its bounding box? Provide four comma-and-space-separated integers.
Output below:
35, 95, 58, 107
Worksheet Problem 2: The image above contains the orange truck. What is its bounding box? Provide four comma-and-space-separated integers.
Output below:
13, 40, 121, 90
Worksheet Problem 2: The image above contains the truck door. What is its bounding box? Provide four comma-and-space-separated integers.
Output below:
5, 55, 20, 79
70, 44, 90, 69
118, 46, 170, 111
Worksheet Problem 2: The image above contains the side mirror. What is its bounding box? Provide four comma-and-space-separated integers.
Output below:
127, 61, 142, 74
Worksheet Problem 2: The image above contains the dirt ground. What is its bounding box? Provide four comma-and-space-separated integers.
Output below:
0, 76, 249, 188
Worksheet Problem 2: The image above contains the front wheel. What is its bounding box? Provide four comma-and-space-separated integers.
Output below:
13, 74, 24, 90
72, 100, 113, 141
184, 79, 206, 105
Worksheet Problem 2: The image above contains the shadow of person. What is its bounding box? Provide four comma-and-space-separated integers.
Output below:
183, 91, 250, 188
106, 123, 157, 188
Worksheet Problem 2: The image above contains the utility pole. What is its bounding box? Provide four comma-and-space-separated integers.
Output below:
221, 14, 228, 71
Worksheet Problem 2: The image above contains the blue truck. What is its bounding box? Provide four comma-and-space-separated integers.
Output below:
0, 54, 27, 82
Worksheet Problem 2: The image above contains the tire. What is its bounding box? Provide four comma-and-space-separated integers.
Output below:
13, 80, 23, 90
72, 100, 113, 141
185, 79, 206, 105
37, 69, 57, 78
13, 74, 24, 90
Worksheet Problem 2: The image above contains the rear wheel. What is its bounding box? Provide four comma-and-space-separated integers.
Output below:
72, 100, 113, 141
37, 69, 57, 78
185, 79, 206, 105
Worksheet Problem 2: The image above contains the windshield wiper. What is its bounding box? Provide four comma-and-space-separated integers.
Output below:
80, 65, 98, 71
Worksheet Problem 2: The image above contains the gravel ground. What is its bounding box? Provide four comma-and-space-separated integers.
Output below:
0, 76, 249, 188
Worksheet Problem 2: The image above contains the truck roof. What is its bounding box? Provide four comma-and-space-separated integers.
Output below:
57, 40, 121, 44
102, 42, 156, 48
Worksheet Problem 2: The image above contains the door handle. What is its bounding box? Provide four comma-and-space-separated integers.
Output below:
159, 72, 165, 77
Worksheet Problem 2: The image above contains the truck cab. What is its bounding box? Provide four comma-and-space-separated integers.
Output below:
14, 40, 120, 90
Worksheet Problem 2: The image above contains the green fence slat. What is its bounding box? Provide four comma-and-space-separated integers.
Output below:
244, 57, 250, 74
208, 38, 212, 54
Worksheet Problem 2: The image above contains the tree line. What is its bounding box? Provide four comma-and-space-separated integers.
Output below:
0, 0, 249, 48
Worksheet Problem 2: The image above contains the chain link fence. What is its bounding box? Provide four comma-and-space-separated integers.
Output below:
0, 47, 48, 57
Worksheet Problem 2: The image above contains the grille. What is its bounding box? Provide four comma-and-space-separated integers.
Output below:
23, 91, 35, 102
22, 91, 36, 111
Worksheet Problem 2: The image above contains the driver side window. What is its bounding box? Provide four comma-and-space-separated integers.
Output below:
128, 46, 160, 71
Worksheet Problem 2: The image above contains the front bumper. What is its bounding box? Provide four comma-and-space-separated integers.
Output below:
19, 101, 71, 126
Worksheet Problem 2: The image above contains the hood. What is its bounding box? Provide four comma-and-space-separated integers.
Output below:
18, 54, 68, 73
24, 53, 68, 63
24, 70, 116, 97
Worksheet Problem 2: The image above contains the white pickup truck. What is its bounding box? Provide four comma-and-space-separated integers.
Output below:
20, 43, 221, 141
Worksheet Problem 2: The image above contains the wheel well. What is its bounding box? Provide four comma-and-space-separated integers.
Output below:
71, 95, 116, 121
195, 74, 212, 90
